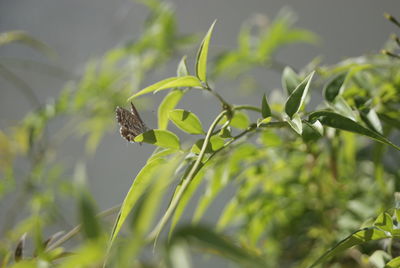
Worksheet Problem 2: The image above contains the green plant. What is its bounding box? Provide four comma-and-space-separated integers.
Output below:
1, 2, 400, 267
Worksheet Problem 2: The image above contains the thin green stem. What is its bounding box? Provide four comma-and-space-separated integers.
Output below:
204, 85, 231, 109
147, 110, 228, 242
46, 204, 121, 251
233, 105, 262, 113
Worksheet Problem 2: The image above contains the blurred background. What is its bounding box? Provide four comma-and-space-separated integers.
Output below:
0, 0, 399, 259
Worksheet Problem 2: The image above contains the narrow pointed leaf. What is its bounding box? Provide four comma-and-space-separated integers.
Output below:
128, 76, 202, 100
134, 129, 181, 149
169, 109, 204, 134
261, 93, 271, 118
309, 111, 400, 151
110, 158, 166, 243
323, 72, 347, 102
285, 71, 314, 119
158, 90, 185, 130
286, 113, 303, 135
177, 56, 189, 77
309, 227, 391, 268
170, 169, 206, 236
196, 20, 217, 82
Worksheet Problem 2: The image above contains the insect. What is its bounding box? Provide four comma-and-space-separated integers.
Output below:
115, 102, 148, 143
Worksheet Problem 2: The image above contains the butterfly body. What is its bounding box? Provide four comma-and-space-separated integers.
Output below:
115, 102, 148, 143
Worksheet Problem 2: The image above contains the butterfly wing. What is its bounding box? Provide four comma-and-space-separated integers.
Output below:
115, 106, 147, 142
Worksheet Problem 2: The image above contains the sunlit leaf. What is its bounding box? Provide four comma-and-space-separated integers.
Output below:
158, 90, 185, 130
385, 256, 400, 268
309, 111, 400, 151
196, 20, 217, 82
230, 111, 250, 129
177, 56, 189, 77
285, 71, 314, 119
128, 76, 202, 100
191, 135, 225, 154
110, 158, 167, 243
134, 129, 181, 149
170, 169, 206, 235
169, 109, 204, 134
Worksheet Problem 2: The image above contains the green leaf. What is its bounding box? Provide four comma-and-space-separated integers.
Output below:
309, 227, 391, 268
78, 191, 101, 240
286, 113, 302, 135
196, 20, 217, 82
331, 96, 356, 120
231, 111, 250, 129
309, 111, 400, 151
373, 212, 393, 232
134, 129, 181, 149
261, 93, 271, 118
385, 256, 400, 268
323, 72, 347, 102
169, 225, 265, 267
177, 56, 189, 77
193, 163, 227, 222
128, 76, 202, 100
170, 168, 206, 236
110, 158, 166, 244
282, 66, 301, 95
191, 135, 225, 154
360, 108, 383, 134
147, 147, 179, 163
158, 90, 185, 130
0, 31, 54, 57
285, 71, 314, 119
169, 109, 204, 134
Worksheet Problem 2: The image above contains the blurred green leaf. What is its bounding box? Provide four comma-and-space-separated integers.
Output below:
309, 227, 391, 268
285, 71, 314, 119
323, 72, 347, 102
196, 20, 217, 82
230, 111, 250, 129
169, 109, 204, 134
0, 31, 54, 57
170, 168, 206, 236
385, 256, 400, 268
309, 111, 400, 150
78, 191, 101, 240
282, 66, 301, 95
134, 129, 181, 149
169, 225, 265, 267
158, 90, 185, 130
128, 76, 202, 100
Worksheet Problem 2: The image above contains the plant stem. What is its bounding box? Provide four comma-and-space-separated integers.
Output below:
146, 110, 228, 242
204, 85, 231, 109
233, 105, 262, 113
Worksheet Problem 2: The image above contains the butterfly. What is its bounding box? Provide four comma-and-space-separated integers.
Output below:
115, 102, 148, 143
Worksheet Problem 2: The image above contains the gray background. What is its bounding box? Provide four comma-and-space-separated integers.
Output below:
0, 0, 399, 263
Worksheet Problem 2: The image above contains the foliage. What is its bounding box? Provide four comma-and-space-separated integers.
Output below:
1, 1, 400, 267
